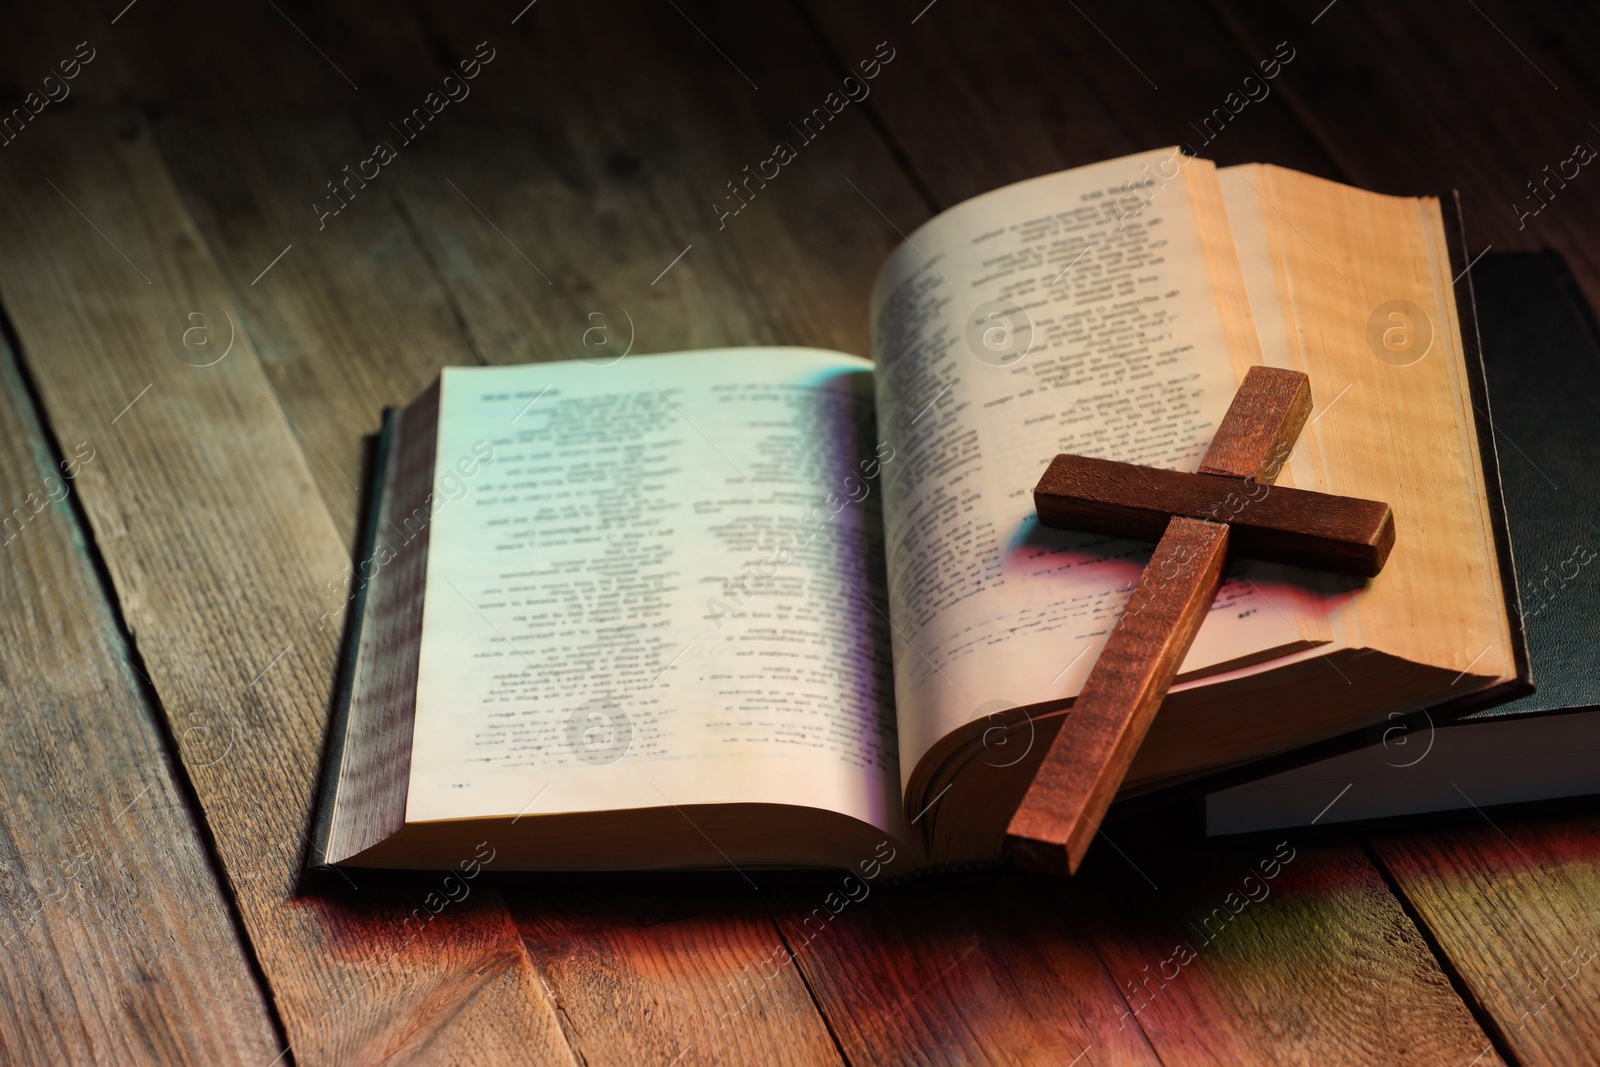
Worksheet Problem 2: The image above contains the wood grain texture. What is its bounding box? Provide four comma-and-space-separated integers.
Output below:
1074, 831, 1507, 1067
1007, 517, 1231, 874
1034, 455, 1395, 577
7, 0, 487, 535
0, 331, 280, 1064
773, 872, 1163, 1066
0, 108, 575, 1066
142, 108, 480, 533
799, 0, 1341, 207
1371, 813, 1600, 1067
1197, 366, 1311, 478
362, 0, 918, 361
508, 883, 845, 1066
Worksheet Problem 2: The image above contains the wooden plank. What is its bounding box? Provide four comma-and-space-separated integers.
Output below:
142, 97, 484, 536
800, 0, 1341, 207
0, 7, 574, 1065
28, 0, 486, 535
1008, 517, 1231, 874
509, 883, 844, 1066
1075, 832, 1507, 1066
0, 0, 481, 534
86, 0, 869, 1058
0, 328, 279, 1063
773, 872, 1163, 1066
1372, 815, 1600, 1066
142, 109, 482, 533
1045, 2, 1338, 179
1033, 456, 1394, 576
363, 0, 919, 361
0, 107, 575, 1066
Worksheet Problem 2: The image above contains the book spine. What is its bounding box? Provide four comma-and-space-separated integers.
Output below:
304, 409, 398, 873
1441, 188, 1534, 707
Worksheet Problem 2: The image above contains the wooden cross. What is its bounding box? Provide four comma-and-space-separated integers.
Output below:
1005, 366, 1396, 875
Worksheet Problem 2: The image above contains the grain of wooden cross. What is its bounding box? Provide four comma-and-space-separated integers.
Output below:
1006, 366, 1396, 875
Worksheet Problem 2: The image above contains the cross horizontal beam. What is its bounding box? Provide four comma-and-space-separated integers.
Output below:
1034, 454, 1395, 577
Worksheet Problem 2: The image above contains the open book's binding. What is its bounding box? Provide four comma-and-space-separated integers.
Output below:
307, 409, 397, 872
1115, 191, 1534, 816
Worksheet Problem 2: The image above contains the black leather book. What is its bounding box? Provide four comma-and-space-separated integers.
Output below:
1204, 251, 1600, 835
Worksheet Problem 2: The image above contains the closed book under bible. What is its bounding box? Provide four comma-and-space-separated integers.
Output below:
1206, 251, 1600, 835
310, 149, 1528, 874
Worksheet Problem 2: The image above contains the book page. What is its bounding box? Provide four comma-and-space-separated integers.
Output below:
1216, 164, 1515, 689
406, 350, 904, 838
869, 148, 1324, 783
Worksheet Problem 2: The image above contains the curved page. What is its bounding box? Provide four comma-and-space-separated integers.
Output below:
406, 350, 903, 839
870, 148, 1324, 787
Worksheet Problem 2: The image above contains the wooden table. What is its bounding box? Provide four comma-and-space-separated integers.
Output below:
1, 1, 1597, 1063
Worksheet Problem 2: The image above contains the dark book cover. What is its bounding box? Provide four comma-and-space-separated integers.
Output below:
1457, 250, 1600, 724
1196, 248, 1600, 836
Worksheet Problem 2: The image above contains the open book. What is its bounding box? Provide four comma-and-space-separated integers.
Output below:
311, 148, 1525, 874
